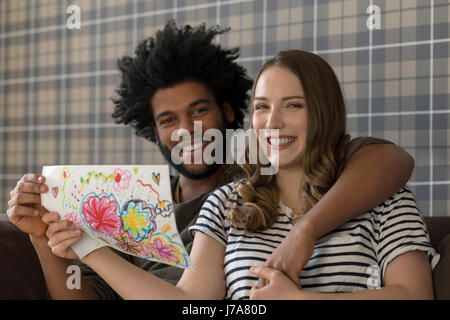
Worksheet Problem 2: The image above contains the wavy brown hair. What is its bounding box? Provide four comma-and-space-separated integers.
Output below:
229, 50, 351, 232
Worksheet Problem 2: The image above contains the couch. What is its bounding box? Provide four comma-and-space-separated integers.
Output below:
0, 214, 449, 299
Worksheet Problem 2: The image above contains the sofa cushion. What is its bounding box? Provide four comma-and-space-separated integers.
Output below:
0, 214, 449, 299
425, 217, 450, 247
0, 215, 49, 299
433, 233, 450, 300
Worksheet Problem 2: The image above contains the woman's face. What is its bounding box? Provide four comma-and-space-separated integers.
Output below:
252, 65, 308, 170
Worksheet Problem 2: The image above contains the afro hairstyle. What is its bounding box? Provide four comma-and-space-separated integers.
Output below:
111, 20, 253, 143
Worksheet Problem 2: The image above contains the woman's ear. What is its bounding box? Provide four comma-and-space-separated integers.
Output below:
222, 102, 235, 124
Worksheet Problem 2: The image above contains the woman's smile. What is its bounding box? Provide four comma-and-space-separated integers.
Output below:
252, 65, 308, 169
267, 135, 297, 150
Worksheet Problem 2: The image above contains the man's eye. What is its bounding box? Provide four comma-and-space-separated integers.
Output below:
193, 107, 207, 115
160, 118, 174, 126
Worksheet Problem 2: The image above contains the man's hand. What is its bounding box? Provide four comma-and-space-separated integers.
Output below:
261, 222, 316, 286
7, 174, 49, 239
250, 266, 303, 300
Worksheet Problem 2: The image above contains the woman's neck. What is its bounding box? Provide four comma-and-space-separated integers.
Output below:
276, 166, 304, 213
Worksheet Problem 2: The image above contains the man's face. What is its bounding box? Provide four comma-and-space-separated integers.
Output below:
151, 81, 235, 180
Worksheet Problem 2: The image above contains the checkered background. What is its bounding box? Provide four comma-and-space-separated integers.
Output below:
0, 0, 449, 217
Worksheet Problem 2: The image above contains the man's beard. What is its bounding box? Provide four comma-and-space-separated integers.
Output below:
156, 140, 222, 180
154, 109, 231, 180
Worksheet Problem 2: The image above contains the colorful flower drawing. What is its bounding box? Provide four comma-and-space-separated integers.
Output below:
155, 200, 172, 217
112, 168, 132, 192
146, 235, 181, 265
81, 193, 122, 235
114, 233, 146, 256
121, 201, 155, 241
60, 167, 71, 180
66, 211, 83, 228
42, 165, 193, 269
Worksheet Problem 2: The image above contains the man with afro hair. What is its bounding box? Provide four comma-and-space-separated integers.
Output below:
5, 21, 415, 299
112, 21, 251, 182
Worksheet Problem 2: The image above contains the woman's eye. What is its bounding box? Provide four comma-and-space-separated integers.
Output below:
254, 104, 268, 111
287, 103, 303, 109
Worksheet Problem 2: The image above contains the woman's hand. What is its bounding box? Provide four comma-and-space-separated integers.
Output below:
42, 211, 82, 260
249, 266, 304, 300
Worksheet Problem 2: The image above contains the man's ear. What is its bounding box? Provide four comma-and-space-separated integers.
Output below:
152, 124, 160, 145
222, 102, 235, 124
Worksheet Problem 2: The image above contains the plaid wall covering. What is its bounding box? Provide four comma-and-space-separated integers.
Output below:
0, 0, 449, 217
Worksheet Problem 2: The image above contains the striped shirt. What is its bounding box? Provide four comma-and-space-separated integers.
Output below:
189, 181, 440, 300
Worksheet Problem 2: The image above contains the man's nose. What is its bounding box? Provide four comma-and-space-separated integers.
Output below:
178, 116, 195, 134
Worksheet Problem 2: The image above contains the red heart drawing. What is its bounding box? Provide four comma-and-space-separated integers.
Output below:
52, 186, 58, 198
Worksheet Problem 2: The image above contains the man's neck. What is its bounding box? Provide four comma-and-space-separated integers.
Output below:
178, 166, 227, 203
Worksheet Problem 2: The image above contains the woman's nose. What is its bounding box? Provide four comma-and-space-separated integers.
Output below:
266, 109, 285, 129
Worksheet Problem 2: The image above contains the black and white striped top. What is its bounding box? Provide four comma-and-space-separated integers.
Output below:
189, 181, 440, 300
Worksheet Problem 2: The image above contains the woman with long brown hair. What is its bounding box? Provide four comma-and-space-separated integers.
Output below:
41, 50, 439, 300
230, 49, 352, 232
196, 50, 439, 299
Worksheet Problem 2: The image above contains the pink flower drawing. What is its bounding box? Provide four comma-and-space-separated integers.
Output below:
112, 168, 132, 192
147, 237, 180, 264
81, 194, 121, 235
66, 211, 83, 228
